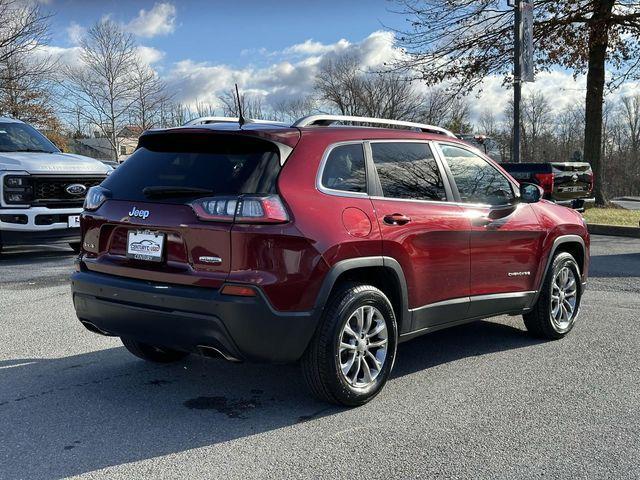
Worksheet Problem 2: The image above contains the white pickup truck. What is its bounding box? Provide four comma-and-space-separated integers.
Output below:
0, 117, 111, 253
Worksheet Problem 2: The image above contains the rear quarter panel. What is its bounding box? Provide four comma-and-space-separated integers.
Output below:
273, 132, 384, 311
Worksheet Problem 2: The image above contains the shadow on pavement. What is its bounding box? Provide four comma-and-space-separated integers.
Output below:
0, 245, 75, 266
0, 319, 541, 479
589, 252, 640, 278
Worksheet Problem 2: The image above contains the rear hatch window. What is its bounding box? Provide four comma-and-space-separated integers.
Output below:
102, 133, 281, 202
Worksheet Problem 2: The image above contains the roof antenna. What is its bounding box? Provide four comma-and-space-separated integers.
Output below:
235, 83, 245, 128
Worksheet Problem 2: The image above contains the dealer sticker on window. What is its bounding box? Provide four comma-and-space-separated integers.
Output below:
126, 230, 165, 262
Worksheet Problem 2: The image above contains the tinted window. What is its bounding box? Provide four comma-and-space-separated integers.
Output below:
0, 122, 58, 153
102, 133, 281, 203
321, 143, 366, 193
440, 144, 514, 205
371, 142, 447, 201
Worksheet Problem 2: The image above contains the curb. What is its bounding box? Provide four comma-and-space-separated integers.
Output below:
587, 224, 640, 238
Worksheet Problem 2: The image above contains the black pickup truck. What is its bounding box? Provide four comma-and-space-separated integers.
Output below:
500, 162, 594, 211
458, 135, 595, 211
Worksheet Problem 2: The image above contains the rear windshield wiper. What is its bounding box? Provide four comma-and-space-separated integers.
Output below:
142, 186, 214, 198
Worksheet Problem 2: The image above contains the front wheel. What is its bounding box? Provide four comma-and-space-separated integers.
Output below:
523, 252, 582, 339
301, 284, 398, 406
121, 337, 189, 363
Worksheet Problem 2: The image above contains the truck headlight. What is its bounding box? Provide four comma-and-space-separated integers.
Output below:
3, 175, 33, 205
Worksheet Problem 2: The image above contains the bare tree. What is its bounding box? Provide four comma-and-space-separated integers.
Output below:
271, 96, 317, 123
0, 0, 57, 127
62, 20, 138, 161
0, 54, 54, 123
218, 90, 265, 119
620, 95, 640, 154
419, 87, 455, 125
314, 54, 425, 120
129, 61, 171, 131
0, 0, 51, 79
445, 96, 472, 133
521, 91, 554, 162
478, 110, 499, 136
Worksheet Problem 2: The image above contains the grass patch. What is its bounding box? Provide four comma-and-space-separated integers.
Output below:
583, 207, 640, 227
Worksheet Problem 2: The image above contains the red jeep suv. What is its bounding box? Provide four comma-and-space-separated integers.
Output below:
71, 115, 589, 406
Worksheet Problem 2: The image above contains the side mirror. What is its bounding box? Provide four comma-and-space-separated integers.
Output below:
520, 183, 543, 203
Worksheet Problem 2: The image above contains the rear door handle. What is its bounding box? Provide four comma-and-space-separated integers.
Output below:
384, 213, 411, 226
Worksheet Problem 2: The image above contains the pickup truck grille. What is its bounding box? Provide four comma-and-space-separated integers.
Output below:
32, 176, 106, 207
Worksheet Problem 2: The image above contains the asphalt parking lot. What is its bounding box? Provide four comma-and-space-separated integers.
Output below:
0, 235, 638, 479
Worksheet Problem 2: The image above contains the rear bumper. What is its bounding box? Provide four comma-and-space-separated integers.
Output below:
71, 270, 319, 364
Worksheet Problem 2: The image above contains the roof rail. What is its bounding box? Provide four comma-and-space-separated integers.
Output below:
291, 115, 456, 137
183, 116, 286, 126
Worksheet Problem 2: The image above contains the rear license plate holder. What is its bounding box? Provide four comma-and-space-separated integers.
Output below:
126, 230, 165, 262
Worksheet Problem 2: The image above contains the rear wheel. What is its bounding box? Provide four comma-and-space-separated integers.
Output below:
523, 252, 582, 339
301, 284, 397, 406
121, 337, 189, 363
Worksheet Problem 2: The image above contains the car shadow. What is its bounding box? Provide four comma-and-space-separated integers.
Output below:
0, 245, 76, 266
0, 318, 541, 479
589, 252, 640, 278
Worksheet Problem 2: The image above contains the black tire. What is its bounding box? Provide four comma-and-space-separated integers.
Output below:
301, 283, 398, 406
523, 252, 582, 340
69, 242, 82, 254
121, 337, 189, 363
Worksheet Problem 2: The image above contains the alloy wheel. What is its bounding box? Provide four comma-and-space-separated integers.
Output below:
550, 266, 578, 332
338, 305, 388, 389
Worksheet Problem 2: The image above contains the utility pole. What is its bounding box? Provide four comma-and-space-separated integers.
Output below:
513, 0, 522, 163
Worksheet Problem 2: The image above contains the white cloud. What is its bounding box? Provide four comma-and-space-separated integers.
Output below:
165, 30, 402, 110
35, 44, 83, 69
126, 2, 176, 38
66, 22, 85, 45
137, 45, 165, 65
283, 38, 350, 56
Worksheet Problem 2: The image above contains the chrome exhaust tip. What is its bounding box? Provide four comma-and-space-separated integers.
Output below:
197, 345, 242, 363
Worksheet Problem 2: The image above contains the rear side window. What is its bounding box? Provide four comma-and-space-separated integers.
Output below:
102, 133, 281, 202
321, 143, 367, 193
371, 142, 447, 201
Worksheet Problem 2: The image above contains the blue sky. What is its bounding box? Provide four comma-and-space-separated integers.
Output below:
41, 1, 634, 120
46, 0, 405, 67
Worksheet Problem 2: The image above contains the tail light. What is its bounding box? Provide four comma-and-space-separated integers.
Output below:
190, 194, 289, 224
84, 186, 110, 211
534, 173, 554, 195
587, 171, 594, 192
220, 285, 256, 297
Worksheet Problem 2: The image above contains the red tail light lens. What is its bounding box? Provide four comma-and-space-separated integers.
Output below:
220, 285, 256, 297
84, 186, 110, 211
534, 173, 554, 195
190, 195, 289, 224
587, 171, 594, 192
